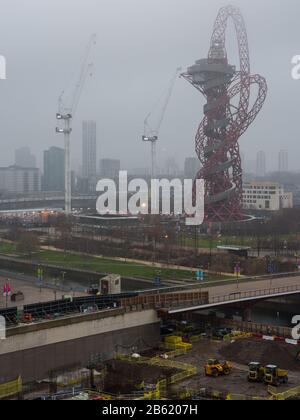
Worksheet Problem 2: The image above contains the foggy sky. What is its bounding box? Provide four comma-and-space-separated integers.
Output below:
0, 0, 299, 172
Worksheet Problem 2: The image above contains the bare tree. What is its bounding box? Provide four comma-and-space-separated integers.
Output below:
17, 232, 39, 258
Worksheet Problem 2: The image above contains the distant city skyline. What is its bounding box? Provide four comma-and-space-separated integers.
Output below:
0, 0, 299, 173
256, 151, 267, 178
5, 144, 297, 179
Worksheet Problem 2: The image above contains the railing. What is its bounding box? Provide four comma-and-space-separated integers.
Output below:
137, 271, 300, 296
164, 284, 300, 311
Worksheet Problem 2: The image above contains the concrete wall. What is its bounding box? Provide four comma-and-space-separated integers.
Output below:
0, 309, 160, 383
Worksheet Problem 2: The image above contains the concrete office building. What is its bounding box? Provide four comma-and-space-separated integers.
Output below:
242, 181, 293, 211
0, 166, 40, 195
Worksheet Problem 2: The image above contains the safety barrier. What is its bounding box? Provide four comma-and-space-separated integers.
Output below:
147, 357, 197, 374
227, 394, 265, 401
268, 385, 300, 400
162, 348, 190, 358
0, 377, 22, 399
114, 353, 197, 400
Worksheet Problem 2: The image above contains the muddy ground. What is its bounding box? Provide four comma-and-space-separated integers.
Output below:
221, 338, 300, 372
103, 339, 300, 399
104, 360, 178, 394
170, 338, 300, 398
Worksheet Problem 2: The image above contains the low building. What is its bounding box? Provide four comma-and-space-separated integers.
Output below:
242, 181, 293, 211
0, 166, 40, 195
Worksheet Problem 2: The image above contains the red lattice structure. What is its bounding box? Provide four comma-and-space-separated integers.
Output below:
182, 5, 267, 222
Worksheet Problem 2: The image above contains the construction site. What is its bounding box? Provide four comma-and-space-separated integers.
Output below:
1, 280, 300, 401
0, 1, 298, 404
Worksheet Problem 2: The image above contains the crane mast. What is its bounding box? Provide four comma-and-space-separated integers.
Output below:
56, 34, 96, 215
142, 67, 181, 178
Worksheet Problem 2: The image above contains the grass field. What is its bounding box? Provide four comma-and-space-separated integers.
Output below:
181, 233, 300, 249
0, 241, 218, 282
0, 242, 17, 254
35, 250, 198, 281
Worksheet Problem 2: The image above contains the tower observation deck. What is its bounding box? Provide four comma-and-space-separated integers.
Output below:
182, 6, 267, 222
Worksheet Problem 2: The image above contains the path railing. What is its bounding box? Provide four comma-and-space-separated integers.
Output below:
164, 283, 300, 311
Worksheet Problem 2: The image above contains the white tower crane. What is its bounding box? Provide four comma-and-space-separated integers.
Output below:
56, 34, 97, 215
142, 67, 181, 178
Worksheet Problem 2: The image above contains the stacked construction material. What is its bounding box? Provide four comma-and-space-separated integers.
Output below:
164, 336, 192, 351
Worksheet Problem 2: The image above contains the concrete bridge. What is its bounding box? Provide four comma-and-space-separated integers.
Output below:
155, 273, 300, 314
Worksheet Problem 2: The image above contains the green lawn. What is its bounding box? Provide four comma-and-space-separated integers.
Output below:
34, 250, 202, 281
0, 242, 17, 254
0, 241, 225, 282
181, 233, 300, 250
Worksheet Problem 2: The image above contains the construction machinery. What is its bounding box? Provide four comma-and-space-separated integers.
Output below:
248, 363, 289, 386
56, 34, 96, 215
142, 67, 181, 178
204, 359, 232, 377
248, 362, 265, 383
264, 365, 288, 387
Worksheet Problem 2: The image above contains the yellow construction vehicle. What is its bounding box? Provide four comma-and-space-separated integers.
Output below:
204, 359, 232, 377
248, 362, 265, 383
264, 365, 289, 387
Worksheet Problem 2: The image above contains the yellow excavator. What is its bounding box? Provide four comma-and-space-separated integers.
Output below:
264, 365, 289, 387
204, 359, 233, 377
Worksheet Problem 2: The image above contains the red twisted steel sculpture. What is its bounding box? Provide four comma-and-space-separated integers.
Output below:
182, 5, 267, 222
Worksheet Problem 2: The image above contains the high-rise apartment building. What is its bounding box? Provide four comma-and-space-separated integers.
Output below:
184, 157, 200, 180
279, 150, 288, 173
43, 147, 65, 192
256, 150, 266, 178
82, 121, 97, 179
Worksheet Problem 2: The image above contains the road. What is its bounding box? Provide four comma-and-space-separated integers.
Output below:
202, 274, 300, 300
0, 273, 87, 309
165, 273, 300, 314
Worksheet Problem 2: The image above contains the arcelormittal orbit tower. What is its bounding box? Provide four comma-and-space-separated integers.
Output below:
182, 5, 267, 222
